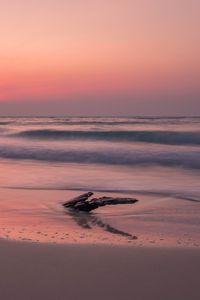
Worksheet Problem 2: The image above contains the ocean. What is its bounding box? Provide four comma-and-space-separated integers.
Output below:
0, 116, 199, 246
0, 116, 199, 199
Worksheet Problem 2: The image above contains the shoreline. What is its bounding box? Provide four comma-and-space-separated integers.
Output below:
1, 235, 200, 249
0, 187, 199, 248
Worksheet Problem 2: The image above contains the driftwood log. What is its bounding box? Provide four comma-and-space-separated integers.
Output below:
63, 192, 138, 212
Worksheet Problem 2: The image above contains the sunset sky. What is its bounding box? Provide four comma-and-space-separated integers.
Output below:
0, 0, 199, 115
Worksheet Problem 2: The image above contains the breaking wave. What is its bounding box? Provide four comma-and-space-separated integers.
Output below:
14, 129, 200, 146
0, 144, 199, 170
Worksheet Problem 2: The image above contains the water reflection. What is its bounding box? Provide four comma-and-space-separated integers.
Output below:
66, 209, 137, 240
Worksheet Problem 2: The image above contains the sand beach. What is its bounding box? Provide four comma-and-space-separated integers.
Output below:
0, 239, 200, 300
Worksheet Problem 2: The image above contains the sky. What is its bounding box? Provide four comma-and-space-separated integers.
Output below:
0, 0, 199, 116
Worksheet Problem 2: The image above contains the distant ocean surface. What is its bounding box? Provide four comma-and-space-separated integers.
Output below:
0, 116, 200, 201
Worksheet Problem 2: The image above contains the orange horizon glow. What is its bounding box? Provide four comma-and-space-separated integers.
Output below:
0, 0, 199, 113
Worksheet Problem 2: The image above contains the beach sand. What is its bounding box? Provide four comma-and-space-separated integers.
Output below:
0, 240, 200, 300
0, 188, 200, 300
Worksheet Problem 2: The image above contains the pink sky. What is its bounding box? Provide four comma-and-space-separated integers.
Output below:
0, 0, 199, 115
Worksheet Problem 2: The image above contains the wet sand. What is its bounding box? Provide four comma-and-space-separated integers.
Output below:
0, 240, 200, 300
0, 188, 199, 247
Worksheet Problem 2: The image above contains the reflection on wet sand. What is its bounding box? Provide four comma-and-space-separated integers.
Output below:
67, 209, 137, 240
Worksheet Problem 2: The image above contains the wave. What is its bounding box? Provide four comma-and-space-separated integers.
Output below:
1, 116, 200, 129
0, 121, 12, 125
0, 120, 156, 126
18, 118, 200, 126
0, 144, 199, 170
14, 129, 200, 146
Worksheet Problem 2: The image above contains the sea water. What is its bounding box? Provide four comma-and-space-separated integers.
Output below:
0, 116, 199, 246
